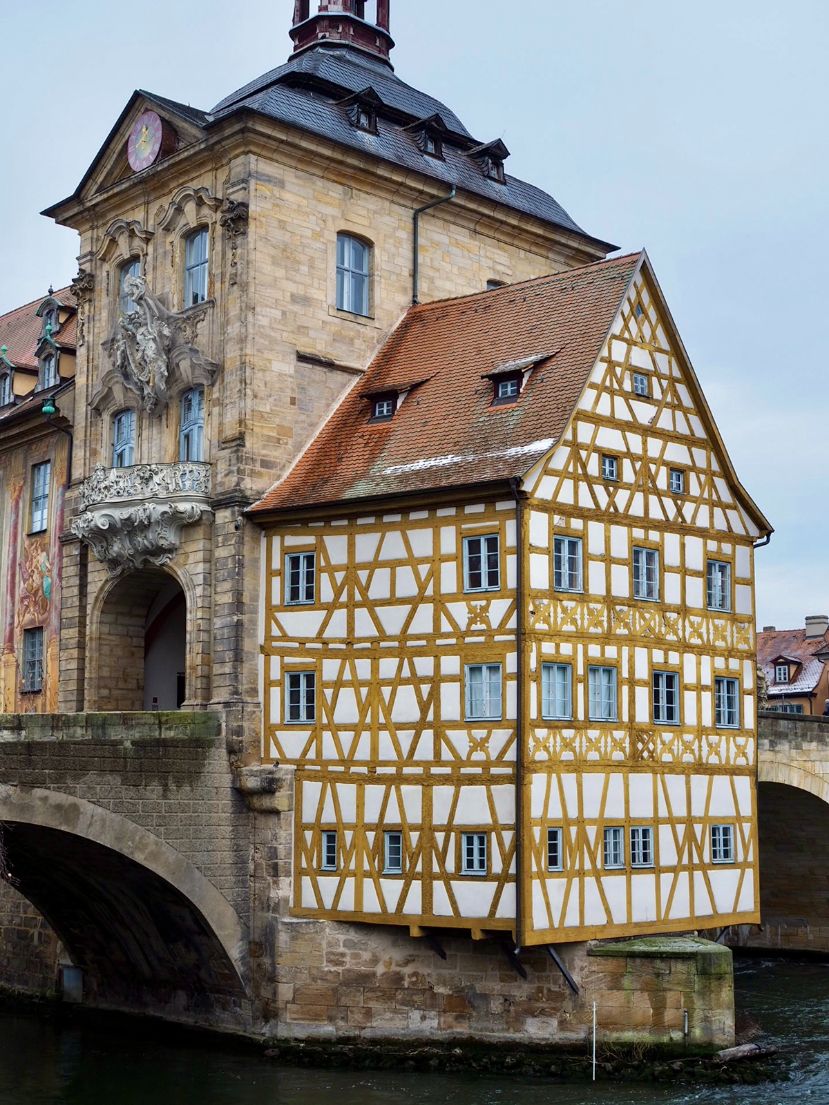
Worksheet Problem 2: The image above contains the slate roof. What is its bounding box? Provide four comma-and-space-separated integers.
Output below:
0, 288, 75, 370
250, 252, 643, 516
208, 45, 612, 248
758, 628, 829, 697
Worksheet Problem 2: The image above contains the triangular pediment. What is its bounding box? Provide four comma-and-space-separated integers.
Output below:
44, 91, 209, 216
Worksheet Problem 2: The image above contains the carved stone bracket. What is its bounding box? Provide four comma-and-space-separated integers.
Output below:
72, 462, 212, 576
70, 269, 95, 302
220, 199, 249, 240
108, 276, 219, 413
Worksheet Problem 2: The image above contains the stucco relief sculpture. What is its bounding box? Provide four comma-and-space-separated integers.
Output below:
112, 276, 218, 413
72, 462, 212, 576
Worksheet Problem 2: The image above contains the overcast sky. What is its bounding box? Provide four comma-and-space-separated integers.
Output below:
1, 0, 826, 630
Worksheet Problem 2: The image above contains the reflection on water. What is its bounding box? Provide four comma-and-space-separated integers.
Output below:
0, 959, 826, 1105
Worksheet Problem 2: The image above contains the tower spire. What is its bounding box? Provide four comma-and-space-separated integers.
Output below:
290, 1, 395, 66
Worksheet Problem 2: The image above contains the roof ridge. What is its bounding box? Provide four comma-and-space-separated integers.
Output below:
0, 286, 72, 322
407, 251, 643, 315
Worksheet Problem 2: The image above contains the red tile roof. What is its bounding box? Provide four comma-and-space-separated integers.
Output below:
758, 627, 829, 697
251, 253, 643, 515
0, 287, 75, 370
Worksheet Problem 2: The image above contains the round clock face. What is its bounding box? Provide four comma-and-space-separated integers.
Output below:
127, 111, 164, 173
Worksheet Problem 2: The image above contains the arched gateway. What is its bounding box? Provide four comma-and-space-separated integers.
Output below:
0, 786, 249, 1023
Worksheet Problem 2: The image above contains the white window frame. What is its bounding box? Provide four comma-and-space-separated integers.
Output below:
30, 461, 51, 534
707, 560, 732, 612
774, 663, 789, 684
179, 386, 205, 462
603, 826, 625, 869
601, 454, 619, 481
0, 372, 11, 406
653, 670, 680, 725
669, 468, 686, 494
715, 676, 740, 728
461, 832, 488, 876
588, 666, 618, 722
465, 663, 503, 721
38, 353, 58, 391
285, 552, 316, 606
541, 663, 572, 720
497, 377, 520, 401
112, 409, 136, 468
630, 826, 654, 868
321, 830, 338, 872
184, 227, 209, 307
22, 627, 44, 693
372, 397, 395, 420
632, 371, 650, 397
463, 533, 500, 593
633, 546, 660, 602
336, 233, 371, 317
119, 258, 141, 316
285, 670, 316, 724
383, 830, 403, 874
711, 824, 735, 864
546, 827, 563, 872
553, 535, 583, 593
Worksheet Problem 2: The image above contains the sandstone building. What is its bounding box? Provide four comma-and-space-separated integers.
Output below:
0, 0, 769, 1045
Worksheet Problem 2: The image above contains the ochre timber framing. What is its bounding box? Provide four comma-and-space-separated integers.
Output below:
257, 253, 769, 945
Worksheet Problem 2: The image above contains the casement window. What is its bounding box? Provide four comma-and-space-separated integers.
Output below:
711, 824, 735, 864
715, 677, 740, 728
553, 535, 583, 593
465, 663, 503, 720
22, 627, 44, 693
547, 827, 563, 872
461, 832, 488, 875
707, 560, 732, 612
632, 372, 650, 397
780, 703, 803, 714
383, 831, 403, 874
485, 157, 506, 183
184, 227, 209, 307
355, 104, 376, 132
0, 372, 11, 406
179, 387, 205, 462
321, 831, 338, 871
112, 409, 136, 468
463, 534, 500, 592
285, 552, 316, 605
630, 826, 654, 868
669, 468, 686, 494
119, 258, 141, 315
38, 354, 58, 391
285, 670, 316, 724
633, 546, 660, 602
30, 461, 51, 533
422, 130, 443, 158
541, 663, 572, 720
336, 233, 371, 317
495, 375, 521, 402
774, 664, 789, 684
371, 396, 396, 421
588, 666, 617, 722
603, 826, 625, 869
653, 670, 680, 725
601, 454, 619, 481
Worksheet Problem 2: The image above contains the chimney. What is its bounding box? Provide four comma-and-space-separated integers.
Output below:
805, 615, 829, 639
290, 0, 395, 66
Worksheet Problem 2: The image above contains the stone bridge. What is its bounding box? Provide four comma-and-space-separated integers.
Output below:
0, 711, 262, 1029
730, 711, 829, 956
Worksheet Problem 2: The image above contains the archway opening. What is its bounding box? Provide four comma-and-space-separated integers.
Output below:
94, 570, 187, 711
756, 781, 829, 950
0, 821, 246, 1021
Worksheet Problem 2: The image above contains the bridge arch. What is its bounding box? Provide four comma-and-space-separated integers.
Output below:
0, 785, 249, 1021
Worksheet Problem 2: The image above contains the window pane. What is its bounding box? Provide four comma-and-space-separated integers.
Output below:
119, 259, 141, 315
23, 627, 44, 692
542, 663, 571, 719
554, 536, 582, 592
547, 827, 562, 871
336, 234, 372, 316
184, 229, 209, 306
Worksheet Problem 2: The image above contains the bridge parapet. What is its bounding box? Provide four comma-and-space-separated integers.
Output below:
0, 711, 222, 746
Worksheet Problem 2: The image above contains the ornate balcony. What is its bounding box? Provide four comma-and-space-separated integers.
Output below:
72, 462, 212, 576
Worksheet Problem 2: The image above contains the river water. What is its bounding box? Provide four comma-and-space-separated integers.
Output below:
0, 959, 826, 1105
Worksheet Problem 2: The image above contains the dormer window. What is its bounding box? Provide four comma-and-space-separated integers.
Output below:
356, 104, 376, 132
43, 308, 58, 337
0, 372, 11, 406
495, 375, 521, 403
38, 354, 58, 392
775, 663, 790, 684
371, 394, 397, 422
485, 156, 505, 183
422, 130, 443, 159
340, 88, 381, 135
405, 115, 448, 160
